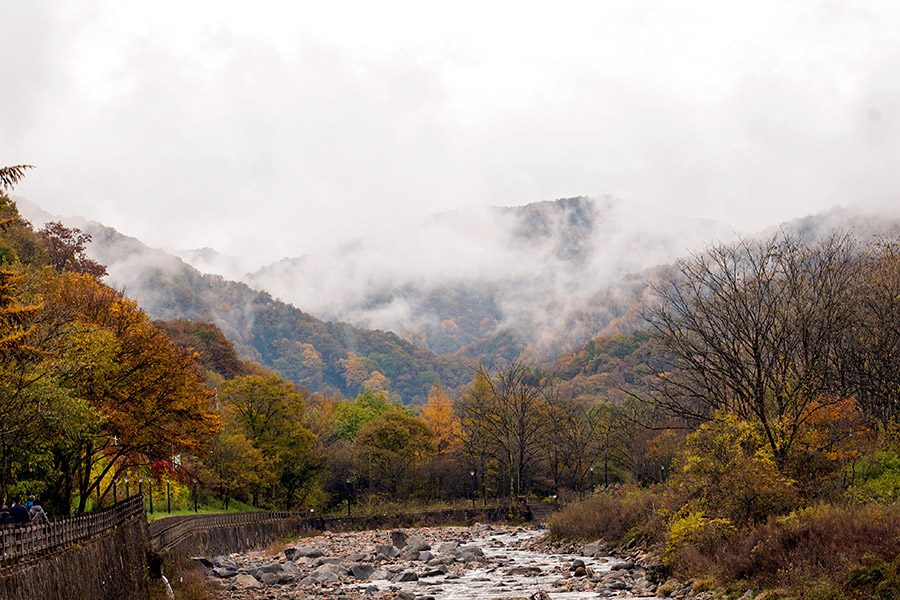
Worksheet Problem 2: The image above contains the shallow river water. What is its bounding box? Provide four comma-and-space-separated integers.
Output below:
364, 528, 621, 599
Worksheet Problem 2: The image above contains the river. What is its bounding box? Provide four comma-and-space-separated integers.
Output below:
211, 524, 660, 599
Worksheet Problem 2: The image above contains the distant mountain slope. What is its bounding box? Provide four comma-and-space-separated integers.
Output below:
15, 199, 471, 403
244, 196, 741, 359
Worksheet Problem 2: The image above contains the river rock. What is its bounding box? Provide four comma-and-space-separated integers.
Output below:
290, 545, 325, 559
391, 529, 409, 548
350, 564, 375, 580
392, 570, 419, 582
344, 552, 369, 562
313, 563, 347, 577
313, 570, 340, 583
507, 566, 542, 576
232, 573, 262, 588
404, 535, 430, 552
257, 563, 283, 574
375, 543, 399, 558
212, 566, 237, 578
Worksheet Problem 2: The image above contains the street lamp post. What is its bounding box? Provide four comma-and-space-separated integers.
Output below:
113, 478, 118, 504
590, 466, 594, 493
469, 470, 476, 509
124, 477, 129, 499
346, 479, 352, 518
166, 479, 171, 514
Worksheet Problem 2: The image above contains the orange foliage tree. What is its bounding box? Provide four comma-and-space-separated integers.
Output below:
50, 274, 222, 512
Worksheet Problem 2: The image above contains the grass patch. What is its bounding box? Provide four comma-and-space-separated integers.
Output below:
146, 497, 256, 521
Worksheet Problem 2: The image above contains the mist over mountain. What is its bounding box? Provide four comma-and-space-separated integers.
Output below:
18, 193, 900, 403
240, 196, 741, 359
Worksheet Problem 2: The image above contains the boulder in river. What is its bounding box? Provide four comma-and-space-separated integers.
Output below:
391, 529, 409, 548
232, 573, 262, 588
350, 564, 375, 580
288, 545, 325, 560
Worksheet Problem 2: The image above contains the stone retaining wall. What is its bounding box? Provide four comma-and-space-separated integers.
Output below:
0, 515, 151, 600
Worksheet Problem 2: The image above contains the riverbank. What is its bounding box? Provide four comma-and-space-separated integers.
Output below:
196, 523, 679, 599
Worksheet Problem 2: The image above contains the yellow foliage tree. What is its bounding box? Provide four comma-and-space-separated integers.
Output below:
422, 386, 461, 455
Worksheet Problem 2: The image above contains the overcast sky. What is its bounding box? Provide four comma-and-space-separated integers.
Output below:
2, 1, 899, 267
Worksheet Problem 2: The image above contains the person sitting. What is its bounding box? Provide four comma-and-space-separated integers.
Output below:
0, 505, 13, 525
10, 498, 31, 524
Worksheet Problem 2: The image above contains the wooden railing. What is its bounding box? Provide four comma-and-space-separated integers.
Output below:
148, 510, 301, 552
0, 495, 144, 567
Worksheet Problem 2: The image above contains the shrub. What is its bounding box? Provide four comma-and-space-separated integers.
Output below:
548, 486, 663, 544
674, 414, 800, 526
663, 511, 735, 566
847, 452, 900, 504
673, 503, 900, 598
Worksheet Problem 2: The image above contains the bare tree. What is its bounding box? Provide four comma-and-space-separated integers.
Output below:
643, 231, 861, 465
845, 239, 900, 427
544, 394, 599, 493
456, 361, 553, 498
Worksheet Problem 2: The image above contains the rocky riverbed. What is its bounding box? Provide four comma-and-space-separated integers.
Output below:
195, 524, 716, 600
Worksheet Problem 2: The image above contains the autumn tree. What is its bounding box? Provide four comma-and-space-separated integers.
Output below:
421, 386, 466, 498
0, 168, 56, 502
208, 433, 266, 509
218, 374, 323, 508
37, 221, 107, 278
155, 319, 255, 380
422, 386, 461, 455
49, 273, 222, 513
355, 410, 433, 496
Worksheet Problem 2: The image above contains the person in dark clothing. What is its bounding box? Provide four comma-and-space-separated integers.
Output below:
0, 505, 13, 525
29, 497, 48, 524
9, 498, 31, 524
